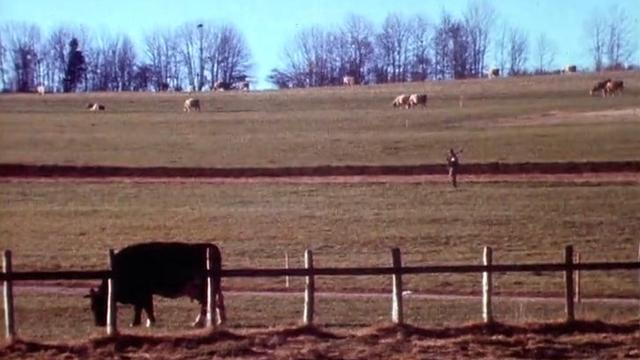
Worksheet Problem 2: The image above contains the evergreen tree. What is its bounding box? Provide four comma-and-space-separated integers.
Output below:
63, 38, 86, 92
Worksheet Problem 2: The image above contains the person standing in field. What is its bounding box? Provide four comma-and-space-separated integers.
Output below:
447, 148, 462, 187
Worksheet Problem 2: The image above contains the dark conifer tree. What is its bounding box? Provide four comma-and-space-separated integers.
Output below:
63, 38, 86, 92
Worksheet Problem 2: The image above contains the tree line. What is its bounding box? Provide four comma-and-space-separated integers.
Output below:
0, 2, 636, 92
0, 21, 252, 93
269, 3, 637, 88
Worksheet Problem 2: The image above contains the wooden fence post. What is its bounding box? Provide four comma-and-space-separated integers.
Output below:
285, 252, 290, 289
303, 249, 314, 325
482, 246, 493, 323
391, 248, 403, 325
3, 250, 16, 341
564, 245, 575, 322
106, 249, 118, 336
575, 252, 581, 303
206, 246, 217, 328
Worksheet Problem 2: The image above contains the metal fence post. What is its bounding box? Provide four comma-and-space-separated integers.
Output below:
303, 249, 314, 325
482, 246, 493, 323
106, 249, 118, 336
3, 250, 16, 341
564, 245, 575, 322
391, 248, 403, 324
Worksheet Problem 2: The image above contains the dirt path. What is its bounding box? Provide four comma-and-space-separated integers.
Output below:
2, 172, 639, 185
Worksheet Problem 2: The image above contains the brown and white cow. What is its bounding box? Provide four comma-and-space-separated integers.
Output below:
87, 103, 106, 111
183, 98, 201, 112
392, 94, 410, 109
590, 79, 611, 97
408, 93, 428, 108
604, 80, 624, 97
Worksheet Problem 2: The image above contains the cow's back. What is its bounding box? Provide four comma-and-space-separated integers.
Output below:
112, 242, 217, 302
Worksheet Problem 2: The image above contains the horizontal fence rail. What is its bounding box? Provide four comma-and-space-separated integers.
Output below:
2, 245, 640, 341
2, 262, 639, 281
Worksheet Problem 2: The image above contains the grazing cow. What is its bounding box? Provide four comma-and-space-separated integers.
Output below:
36, 85, 46, 95
590, 78, 611, 96
563, 65, 577, 74
408, 93, 428, 108
87, 103, 106, 111
488, 68, 500, 78
183, 98, 201, 112
213, 81, 232, 91
343, 76, 355, 87
392, 94, 410, 109
604, 80, 624, 97
87, 242, 225, 327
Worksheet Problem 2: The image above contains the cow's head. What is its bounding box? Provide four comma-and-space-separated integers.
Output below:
86, 287, 107, 326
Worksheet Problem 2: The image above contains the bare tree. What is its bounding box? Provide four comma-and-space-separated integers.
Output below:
375, 13, 411, 83
5, 22, 41, 92
0, 28, 7, 90
432, 12, 471, 80
534, 33, 556, 73
115, 34, 136, 91
584, 8, 608, 71
432, 13, 453, 80
605, 5, 636, 69
341, 14, 375, 84
464, 0, 496, 77
493, 21, 509, 76
408, 15, 431, 81
508, 27, 528, 75
177, 22, 198, 90
145, 29, 177, 90
210, 24, 252, 85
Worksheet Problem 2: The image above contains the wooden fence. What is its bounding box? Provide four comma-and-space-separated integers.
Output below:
2, 245, 640, 340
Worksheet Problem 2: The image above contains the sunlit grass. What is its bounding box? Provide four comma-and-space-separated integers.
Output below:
0, 71, 639, 167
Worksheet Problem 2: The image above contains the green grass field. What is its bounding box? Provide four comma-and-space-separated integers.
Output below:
1, 71, 639, 340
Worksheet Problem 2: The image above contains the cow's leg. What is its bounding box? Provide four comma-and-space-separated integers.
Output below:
131, 305, 143, 327
192, 305, 206, 327
143, 296, 156, 327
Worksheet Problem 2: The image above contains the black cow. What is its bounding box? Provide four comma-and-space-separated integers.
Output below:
87, 242, 225, 327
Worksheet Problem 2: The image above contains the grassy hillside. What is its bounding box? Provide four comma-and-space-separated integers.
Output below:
0, 71, 638, 167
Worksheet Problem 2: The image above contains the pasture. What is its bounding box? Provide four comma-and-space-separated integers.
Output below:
1, 71, 639, 343
0, 71, 639, 167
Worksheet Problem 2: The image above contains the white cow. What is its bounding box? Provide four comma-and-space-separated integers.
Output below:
36, 85, 46, 95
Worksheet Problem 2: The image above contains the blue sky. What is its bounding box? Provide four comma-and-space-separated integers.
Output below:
1, 0, 638, 89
